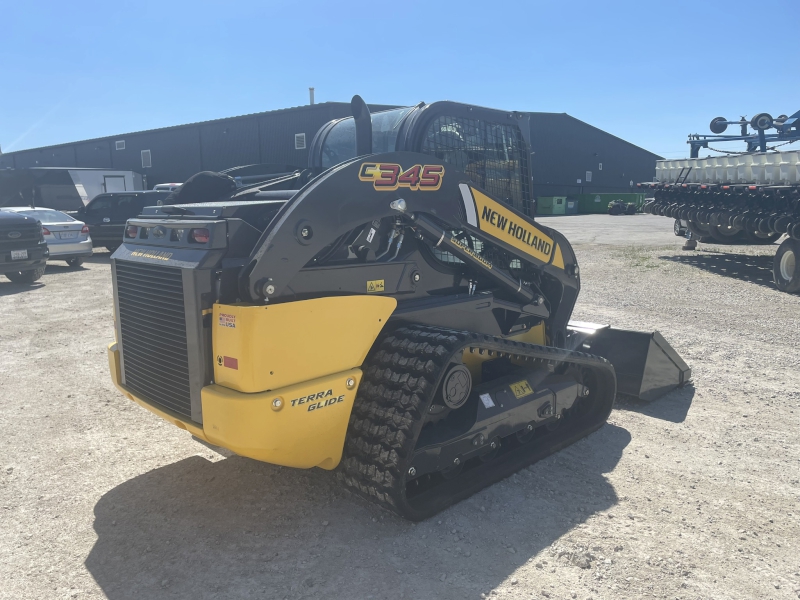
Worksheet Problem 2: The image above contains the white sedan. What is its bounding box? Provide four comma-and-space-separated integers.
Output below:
2, 207, 93, 267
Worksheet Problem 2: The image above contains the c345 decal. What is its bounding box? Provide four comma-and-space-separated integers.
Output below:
359, 163, 444, 191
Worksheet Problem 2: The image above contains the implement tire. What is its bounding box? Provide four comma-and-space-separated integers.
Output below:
708, 225, 743, 244
687, 220, 713, 243
742, 228, 781, 245
774, 238, 800, 293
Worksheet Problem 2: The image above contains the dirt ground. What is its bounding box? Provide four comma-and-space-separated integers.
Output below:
1, 215, 799, 600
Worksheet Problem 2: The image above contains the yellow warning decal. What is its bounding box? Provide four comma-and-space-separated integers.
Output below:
366, 279, 385, 293
510, 379, 534, 399
471, 188, 554, 264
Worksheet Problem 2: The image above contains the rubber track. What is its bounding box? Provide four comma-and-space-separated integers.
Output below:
338, 324, 616, 520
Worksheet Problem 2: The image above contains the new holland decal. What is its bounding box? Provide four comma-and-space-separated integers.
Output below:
468, 188, 554, 264
130, 249, 173, 261
359, 163, 444, 191
290, 388, 346, 412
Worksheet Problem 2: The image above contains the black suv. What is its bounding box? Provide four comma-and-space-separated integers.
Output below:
0, 210, 49, 283
77, 191, 171, 252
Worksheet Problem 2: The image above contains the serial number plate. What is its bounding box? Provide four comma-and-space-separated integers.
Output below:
59, 232, 78, 239
11, 250, 28, 260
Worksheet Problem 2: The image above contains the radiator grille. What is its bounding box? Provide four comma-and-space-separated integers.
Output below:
115, 261, 193, 418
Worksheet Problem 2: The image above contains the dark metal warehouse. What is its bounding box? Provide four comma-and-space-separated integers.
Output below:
0, 101, 660, 199
528, 112, 661, 197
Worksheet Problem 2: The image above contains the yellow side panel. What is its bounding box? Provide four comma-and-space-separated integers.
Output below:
202, 368, 361, 470
470, 187, 555, 264
506, 322, 547, 345
551, 243, 565, 269
213, 296, 396, 393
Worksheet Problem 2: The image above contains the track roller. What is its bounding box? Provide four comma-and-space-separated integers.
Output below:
339, 325, 616, 520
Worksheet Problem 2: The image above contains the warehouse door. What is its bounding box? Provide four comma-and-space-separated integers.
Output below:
104, 176, 126, 193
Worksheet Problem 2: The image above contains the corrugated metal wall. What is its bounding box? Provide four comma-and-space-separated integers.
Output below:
0, 103, 396, 187
200, 118, 261, 172
0, 104, 660, 195
75, 141, 113, 168
109, 127, 202, 185
528, 113, 661, 198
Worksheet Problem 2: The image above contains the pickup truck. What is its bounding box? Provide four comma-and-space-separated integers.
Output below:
0, 210, 49, 283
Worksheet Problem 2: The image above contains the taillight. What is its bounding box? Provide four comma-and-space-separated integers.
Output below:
190, 228, 210, 243
42, 227, 51, 235
81, 225, 89, 234
125, 225, 138, 238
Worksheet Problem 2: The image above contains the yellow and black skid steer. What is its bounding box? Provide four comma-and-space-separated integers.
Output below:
108, 97, 690, 520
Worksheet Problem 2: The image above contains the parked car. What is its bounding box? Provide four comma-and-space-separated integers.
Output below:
2, 207, 92, 267
76, 191, 171, 252
0, 210, 48, 283
152, 183, 182, 192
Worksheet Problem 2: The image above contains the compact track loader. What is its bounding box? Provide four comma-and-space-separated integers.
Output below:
108, 97, 689, 520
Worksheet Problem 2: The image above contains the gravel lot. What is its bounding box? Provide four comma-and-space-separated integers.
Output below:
2, 215, 799, 600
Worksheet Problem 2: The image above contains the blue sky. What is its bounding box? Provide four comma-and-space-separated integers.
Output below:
2, 0, 797, 159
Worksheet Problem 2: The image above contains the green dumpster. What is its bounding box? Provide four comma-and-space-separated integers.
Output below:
574, 193, 646, 214
536, 196, 554, 215
551, 196, 566, 215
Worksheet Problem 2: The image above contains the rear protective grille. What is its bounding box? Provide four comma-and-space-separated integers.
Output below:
115, 261, 193, 418
421, 115, 532, 216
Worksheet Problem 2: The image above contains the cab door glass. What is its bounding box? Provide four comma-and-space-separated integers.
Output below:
111, 195, 140, 221
136, 195, 158, 213
84, 196, 113, 221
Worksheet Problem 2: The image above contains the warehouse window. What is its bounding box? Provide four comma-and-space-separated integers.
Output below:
115, 140, 125, 150
421, 115, 532, 215
141, 149, 152, 168
295, 133, 306, 150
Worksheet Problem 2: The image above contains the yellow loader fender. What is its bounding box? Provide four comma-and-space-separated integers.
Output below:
109, 295, 396, 470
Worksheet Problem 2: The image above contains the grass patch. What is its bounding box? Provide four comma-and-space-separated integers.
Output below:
617, 245, 668, 269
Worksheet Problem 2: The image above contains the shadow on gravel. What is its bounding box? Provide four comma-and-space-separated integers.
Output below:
661, 252, 775, 289
84, 252, 112, 264
42, 264, 86, 275
86, 425, 630, 600
0, 280, 44, 295
614, 384, 695, 424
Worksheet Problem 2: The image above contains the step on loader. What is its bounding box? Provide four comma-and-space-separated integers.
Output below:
108, 97, 690, 520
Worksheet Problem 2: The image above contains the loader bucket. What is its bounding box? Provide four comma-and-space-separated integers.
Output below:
567, 322, 691, 401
